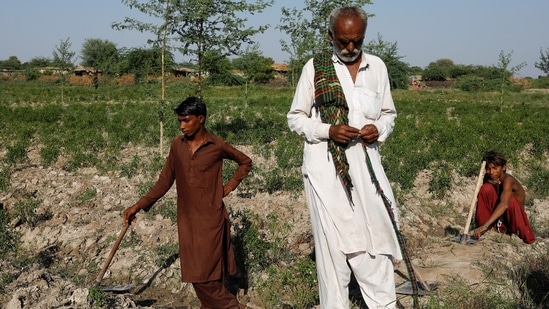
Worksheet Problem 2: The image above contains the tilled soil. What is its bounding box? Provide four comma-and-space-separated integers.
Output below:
1, 145, 547, 309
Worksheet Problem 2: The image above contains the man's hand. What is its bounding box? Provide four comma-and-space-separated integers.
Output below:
329, 124, 360, 144
473, 225, 490, 239
358, 124, 379, 144
123, 204, 140, 226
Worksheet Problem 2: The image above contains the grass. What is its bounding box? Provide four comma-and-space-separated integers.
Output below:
1, 79, 549, 308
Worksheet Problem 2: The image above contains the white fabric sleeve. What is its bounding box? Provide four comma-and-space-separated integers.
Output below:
287, 59, 331, 143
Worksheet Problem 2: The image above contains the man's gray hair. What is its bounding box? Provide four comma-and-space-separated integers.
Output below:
328, 6, 368, 34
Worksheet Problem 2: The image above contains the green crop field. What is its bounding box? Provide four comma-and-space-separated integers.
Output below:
2, 81, 548, 201
1, 79, 549, 308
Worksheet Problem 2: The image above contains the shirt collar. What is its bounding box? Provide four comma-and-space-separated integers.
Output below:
180, 129, 215, 144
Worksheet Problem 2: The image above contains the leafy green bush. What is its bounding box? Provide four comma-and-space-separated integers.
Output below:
455, 75, 484, 92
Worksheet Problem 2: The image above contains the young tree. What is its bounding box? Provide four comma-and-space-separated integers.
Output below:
496, 50, 526, 111
114, 0, 272, 155
534, 47, 549, 76
278, 0, 372, 86
113, 0, 180, 157
52, 37, 76, 103
80, 38, 120, 100
169, 0, 273, 96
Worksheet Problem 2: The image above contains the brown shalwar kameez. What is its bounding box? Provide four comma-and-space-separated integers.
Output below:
134, 131, 251, 304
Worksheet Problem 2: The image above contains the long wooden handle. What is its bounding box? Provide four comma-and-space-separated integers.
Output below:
95, 224, 130, 285
463, 161, 486, 236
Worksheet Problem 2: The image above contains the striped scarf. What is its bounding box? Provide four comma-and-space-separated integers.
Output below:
313, 53, 353, 199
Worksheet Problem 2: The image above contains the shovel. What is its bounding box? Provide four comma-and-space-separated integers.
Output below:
453, 161, 486, 244
94, 223, 135, 292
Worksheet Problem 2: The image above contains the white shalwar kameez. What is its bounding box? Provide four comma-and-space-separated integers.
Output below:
287, 53, 402, 309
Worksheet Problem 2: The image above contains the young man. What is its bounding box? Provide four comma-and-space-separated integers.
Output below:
473, 150, 535, 244
287, 6, 400, 309
124, 96, 252, 308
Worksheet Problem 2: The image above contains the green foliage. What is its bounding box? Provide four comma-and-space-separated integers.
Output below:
0, 209, 20, 259
231, 209, 270, 272
0, 273, 14, 294
278, 0, 373, 85
88, 285, 108, 308
530, 76, 549, 88
422, 58, 455, 81
0, 168, 10, 191
455, 75, 484, 92
39, 145, 60, 167
203, 50, 245, 86
233, 46, 275, 84
382, 90, 549, 200
1, 79, 549, 308
23, 68, 40, 81
13, 199, 43, 227
80, 38, 120, 75
496, 50, 527, 111
5, 141, 28, 165
121, 47, 174, 81
158, 199, 177, 223
364, 33, 410, 90
524, 164, 549, 199
230, 208, 318, 308
0, 56, 22, 70
255, 258, 318, 309
1, 82, 548, 203
78, 188, 97, 202
26, 57, 54, 68
52, 37, 76, 103
116, 0, 273, 95
120, 155, 141, 178
428, 162, 452, 199
52, 37, 76, 70
534, 47, 549, 75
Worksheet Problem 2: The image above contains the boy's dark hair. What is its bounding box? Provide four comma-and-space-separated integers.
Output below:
174, 96, 207, 117
483, 150, 507, 167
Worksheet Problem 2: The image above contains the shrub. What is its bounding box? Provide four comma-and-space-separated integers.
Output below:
455, 75, 484, 92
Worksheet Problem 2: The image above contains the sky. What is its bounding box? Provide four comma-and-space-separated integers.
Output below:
2, 1, 548, 78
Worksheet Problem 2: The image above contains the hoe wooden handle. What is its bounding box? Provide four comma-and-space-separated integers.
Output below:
95, 223, 130, 285
463, 161, 486, 237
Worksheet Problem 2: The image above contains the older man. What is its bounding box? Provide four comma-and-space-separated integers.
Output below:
287, 6, 400, 309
